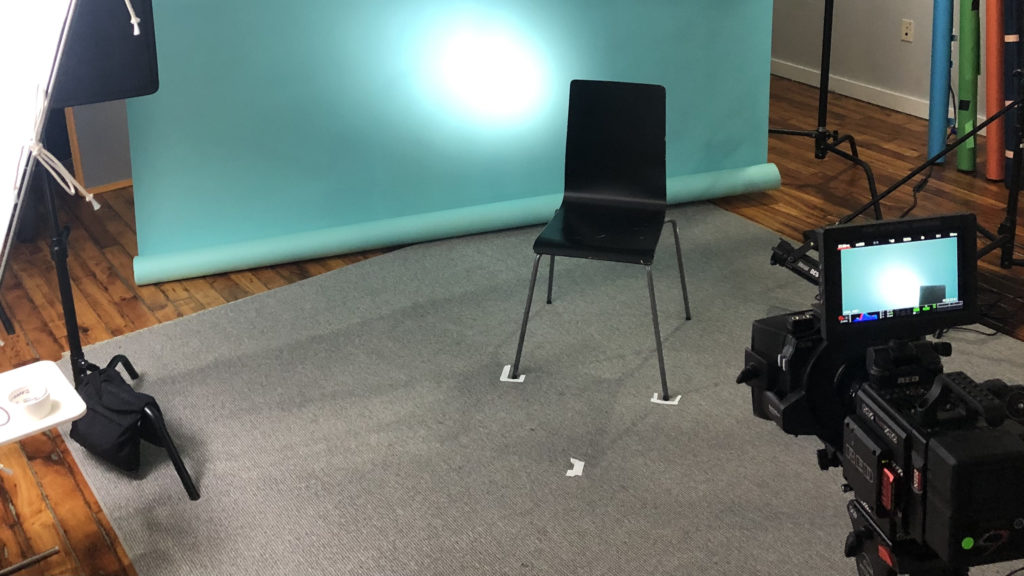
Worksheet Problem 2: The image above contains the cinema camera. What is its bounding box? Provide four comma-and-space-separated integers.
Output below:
736, 213, 1024, 576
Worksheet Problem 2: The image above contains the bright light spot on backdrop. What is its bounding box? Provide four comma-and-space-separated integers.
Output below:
418, 9, 551, 126
877, 265, 922, 310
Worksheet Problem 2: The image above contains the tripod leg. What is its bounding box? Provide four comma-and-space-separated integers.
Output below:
142, 405, 200, 501
826, 141, 884, 220
832, 133, 859, 158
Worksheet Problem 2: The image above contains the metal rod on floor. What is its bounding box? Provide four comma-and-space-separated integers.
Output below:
0, 547, 60, 576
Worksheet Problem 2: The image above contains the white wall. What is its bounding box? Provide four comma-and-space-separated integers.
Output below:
772, 0, 988, 120
70, 100, 132, 190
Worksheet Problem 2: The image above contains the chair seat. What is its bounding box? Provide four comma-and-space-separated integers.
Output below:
533, 207, 665, 265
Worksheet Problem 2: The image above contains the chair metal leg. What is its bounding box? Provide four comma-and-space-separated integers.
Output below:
142, 404, 201, 501
665, 219, 692, 320
645, 265, 670, 401
546, 255, 555, 304
511, 254, 543, 379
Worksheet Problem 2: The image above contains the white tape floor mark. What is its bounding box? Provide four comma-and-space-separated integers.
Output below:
565, 458, 584, 477
650, 394, 681, 405
499, 364, 525, 383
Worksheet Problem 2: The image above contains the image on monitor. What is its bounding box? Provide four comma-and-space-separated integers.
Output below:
837, 235, 961, 324
819, 213, 978, 342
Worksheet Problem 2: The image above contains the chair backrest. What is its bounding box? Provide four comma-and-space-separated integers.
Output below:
562, 80, 666, 213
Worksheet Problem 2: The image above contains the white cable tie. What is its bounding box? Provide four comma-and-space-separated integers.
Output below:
26, 141, 102, 210
124, 0, 142, 36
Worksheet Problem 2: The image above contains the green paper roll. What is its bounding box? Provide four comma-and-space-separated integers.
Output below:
957, 0, 980, 172
133, 163, 780, 285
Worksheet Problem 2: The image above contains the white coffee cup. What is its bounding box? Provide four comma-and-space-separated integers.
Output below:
9, 383, 51, 420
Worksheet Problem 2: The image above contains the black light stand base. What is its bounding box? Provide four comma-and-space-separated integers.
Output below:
977, 221, 1024, 269
769, 0, 884, 220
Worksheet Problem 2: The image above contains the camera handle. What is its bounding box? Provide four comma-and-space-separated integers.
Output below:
770, 237, 821, 286
918, 372, 1008, 429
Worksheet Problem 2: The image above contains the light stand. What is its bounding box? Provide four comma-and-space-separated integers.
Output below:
977, 64, 1024, 269
770, 0, 884, 220
40, 164, 100, 387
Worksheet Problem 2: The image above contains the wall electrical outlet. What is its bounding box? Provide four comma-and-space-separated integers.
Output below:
901, 19, 914, 42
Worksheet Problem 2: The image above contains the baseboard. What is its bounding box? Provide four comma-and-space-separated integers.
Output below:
771, 58, 932, 118
770, 58, 994, 138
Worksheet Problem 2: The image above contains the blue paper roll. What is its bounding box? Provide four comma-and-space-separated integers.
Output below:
929, 0, 954, 162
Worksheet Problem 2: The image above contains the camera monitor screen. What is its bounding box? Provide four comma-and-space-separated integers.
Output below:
819, 213, 978, 343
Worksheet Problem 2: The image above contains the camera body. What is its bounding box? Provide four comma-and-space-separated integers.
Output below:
847, 359, 1024, 569
739, 214, 1024, 574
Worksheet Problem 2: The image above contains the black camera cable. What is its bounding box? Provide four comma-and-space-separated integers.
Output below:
899, 83, 959, 220
899, 167, 934, 219
934, 325, 1000, 338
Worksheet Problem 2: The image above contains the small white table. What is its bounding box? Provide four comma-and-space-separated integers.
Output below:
0, 361, 86, 575
0, 360, 86, 445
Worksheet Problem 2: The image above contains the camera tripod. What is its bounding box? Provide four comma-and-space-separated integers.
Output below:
770, 0, 884, 220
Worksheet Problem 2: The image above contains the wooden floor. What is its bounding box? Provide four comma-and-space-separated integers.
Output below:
714, 77, 1024, 340
0, 75, 1021, 574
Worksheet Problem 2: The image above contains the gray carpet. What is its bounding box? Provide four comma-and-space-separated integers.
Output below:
60, 202, 1024, 575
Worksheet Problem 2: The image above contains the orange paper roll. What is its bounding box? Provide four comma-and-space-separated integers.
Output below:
987, 0, 1006, 181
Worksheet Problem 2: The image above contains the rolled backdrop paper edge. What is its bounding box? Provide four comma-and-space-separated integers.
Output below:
132, 163, 781, 285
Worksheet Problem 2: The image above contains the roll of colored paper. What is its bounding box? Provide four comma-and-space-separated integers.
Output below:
957, 0, 980, 172
987, 0, 1005, 180
929, 0, 954, 162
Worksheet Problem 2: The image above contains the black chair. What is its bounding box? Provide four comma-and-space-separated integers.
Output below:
509, 79, 692, 400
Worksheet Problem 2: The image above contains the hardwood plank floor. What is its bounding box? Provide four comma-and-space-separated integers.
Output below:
715, 76, 1024, 340
0, 75, 1021, 574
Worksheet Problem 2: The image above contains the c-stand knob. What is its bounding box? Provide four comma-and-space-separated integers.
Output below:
844, 528, 869, 557
932, 341, 953, 357
736, 364, 760, 384
816, 446, 841, 470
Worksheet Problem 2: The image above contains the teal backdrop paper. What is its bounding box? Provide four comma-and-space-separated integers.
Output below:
129, 0, 779, 284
